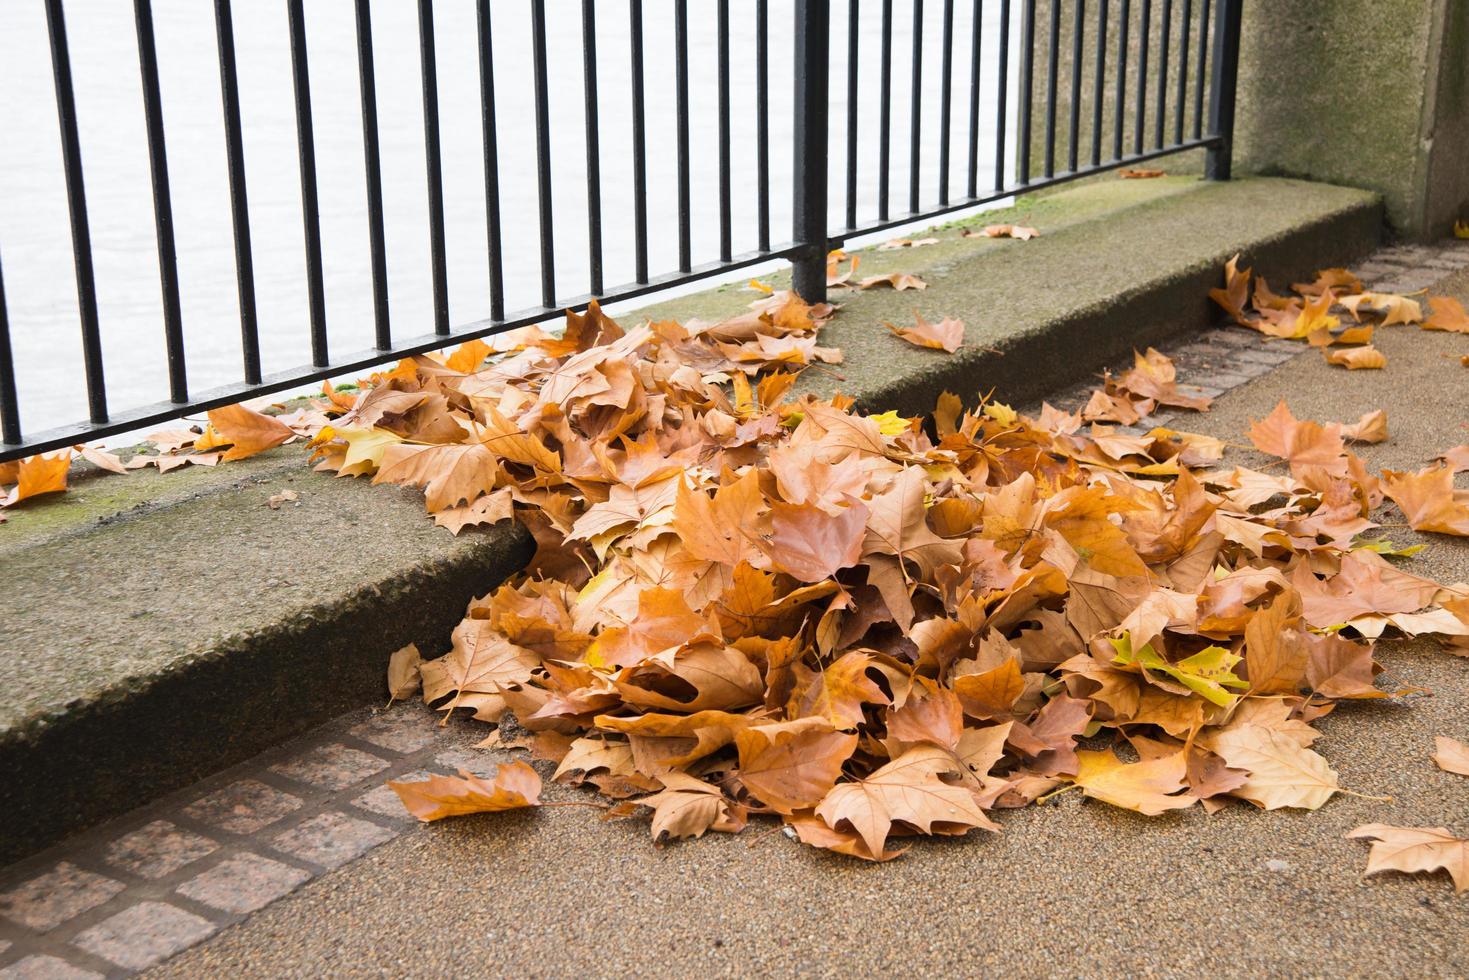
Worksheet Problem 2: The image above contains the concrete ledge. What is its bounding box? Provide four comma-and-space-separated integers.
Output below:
0, 451, 532, 863
0, 174, 1379, 863
637, 175, 1384, 416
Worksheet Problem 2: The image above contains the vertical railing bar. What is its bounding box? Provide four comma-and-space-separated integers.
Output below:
287, 0, 328, 368
354, 0, 391, 349
530, 0, 557, 307
878, 0, 893, 220
1066, 0, 1084, 173
908, 0, 924, 214
1090, 0, 1107, 166
845, 0, 860, 230
1017, 0, 1034, 185
418, 0, 449, 334
1193, 0, 1209, 139
630, 0, 649, 282
674, 0, 692, 273
792, 0, 830, 302
1154, 0, 1170, 149
937, 0, 954, 206
133, 0, 187, 403
44, 0, 107, 423
1042, 0, 1058, 178
213, 0, 261, 384
1134, 0, 1149, 155
0, 251, 19, 445
1114, 0, 1129, 160
582, 0, 605, 293
476, 0, 505, 321
717, 0, 732, 264
1174, 0, 1190, 144
756, 0, 771, 252
965, 0, 982, 199
993, 0, 1009, 192
1204, 0, 1240, 179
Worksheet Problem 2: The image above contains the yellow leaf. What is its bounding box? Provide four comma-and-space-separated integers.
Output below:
1071, 748, 1194, 815
0, 450, 71, 507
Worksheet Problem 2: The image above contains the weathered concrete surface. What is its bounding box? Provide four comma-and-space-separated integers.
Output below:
0, 174, 1376, 866
647, 176, 1381, 419
0, 447, 533, 864
1031, 1, 1469, 238
151, 266, 1469, 980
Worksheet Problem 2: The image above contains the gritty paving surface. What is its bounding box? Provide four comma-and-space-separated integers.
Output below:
2, 240, 1467, 979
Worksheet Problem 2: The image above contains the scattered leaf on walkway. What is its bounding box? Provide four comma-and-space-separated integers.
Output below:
1119, 168, 1165, 179
1324, 344, 1386, 370
857, 272, 928, 291
1424, 296, 1469, 334
1347, 824, 1468, 894
388, 644, 423, 703
879, 237, 939, 250
204, 404, 294, 461
965, 224, 1038, 240
1433, 736, 1469, 777
1381, 466, 1469, 536
389, 762, 542, 821
0, 450, 71, 508
885, 313, 965, 353
266, 489, 299, 509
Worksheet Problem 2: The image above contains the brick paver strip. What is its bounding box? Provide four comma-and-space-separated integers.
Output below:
176, 853, 312, 915
71, 902, 217, 971
0, 863, 125, 933
269, 743, 390, 791
183, 779, 305, 835
104, 820, 218, 880
0, 955, 104, 979
353, 771, 432, 819
270, 813, 396, 869
351, 714, 439, 755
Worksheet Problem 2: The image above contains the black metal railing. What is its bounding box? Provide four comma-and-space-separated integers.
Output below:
0, 0, 1242, 463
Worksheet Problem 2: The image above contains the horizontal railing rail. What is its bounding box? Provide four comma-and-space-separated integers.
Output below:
0, 0, 1241, 464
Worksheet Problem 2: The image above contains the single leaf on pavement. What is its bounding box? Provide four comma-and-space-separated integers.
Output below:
1324, 345, 1386, 370
886, 313, 965, 353
1423, 296, 1469, 334
387, 644, 423, 703
1433, 736, 1469, 777
1381, 466, 1469, 536
1347, 824, 1468, 894
205, 403, 294, 461
389, 762, 542, 821
0, 450, 71, 507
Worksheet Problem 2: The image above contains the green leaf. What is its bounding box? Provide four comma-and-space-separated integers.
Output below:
1110, 632, 1247, 707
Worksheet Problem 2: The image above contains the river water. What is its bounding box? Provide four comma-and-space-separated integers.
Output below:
0, 1, 1014, 436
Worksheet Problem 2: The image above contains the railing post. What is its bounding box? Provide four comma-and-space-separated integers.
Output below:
791, 0, 829, 303
1204, 0, 1242, 180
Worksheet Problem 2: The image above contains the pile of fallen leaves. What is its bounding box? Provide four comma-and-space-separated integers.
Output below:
4, 259, 1468, 890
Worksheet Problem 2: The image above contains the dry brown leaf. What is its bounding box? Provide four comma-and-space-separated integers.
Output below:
1347, 824, 1468, 894
204, 404, 294, 461
1433, 736, 1469, 777
387, 644, 423, 702
885, 313, 965, 353
1424, 296, 1469, 334
1324, 344, 1386, 370
389, 762, 542, 821
966, 224, 1039, 240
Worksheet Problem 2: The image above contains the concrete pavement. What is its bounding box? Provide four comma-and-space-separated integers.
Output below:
140, 250, 1469, 979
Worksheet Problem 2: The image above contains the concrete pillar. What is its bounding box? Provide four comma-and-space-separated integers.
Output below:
1026, 0, 1469, 239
